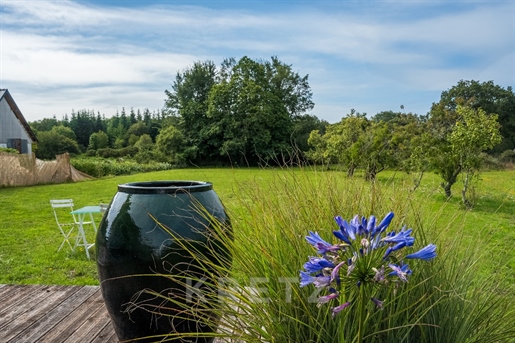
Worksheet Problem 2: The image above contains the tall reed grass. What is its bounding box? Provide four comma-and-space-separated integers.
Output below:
130, 167, 515, 342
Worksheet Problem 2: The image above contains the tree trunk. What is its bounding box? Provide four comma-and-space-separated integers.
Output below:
347, 165, 355, 177
412, 170, 425, 192
365, 165, 376, 181
440, 167, 461, 198
441, 182, 452, 198
461, 170, 473, 208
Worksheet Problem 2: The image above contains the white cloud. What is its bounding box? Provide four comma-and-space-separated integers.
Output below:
0, 0, 513, 122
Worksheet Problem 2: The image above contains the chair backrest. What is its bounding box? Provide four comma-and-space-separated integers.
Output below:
50, 199, 76, 225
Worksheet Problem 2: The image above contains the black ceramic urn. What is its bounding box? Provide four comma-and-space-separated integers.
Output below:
96, 181, 231, 342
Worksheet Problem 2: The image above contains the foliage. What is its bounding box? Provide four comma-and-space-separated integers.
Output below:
134, 134, 157, 164
165, 60, 218, 162
155, 125, 190, 164
499, 149, 515, 164
94, 146, 137, 158
292, 114, 329, 153
165, 56, 314, 165
71, 157, 172, 177
35, 128, 80, 160
308, 112, 368, 173
426, 105, 502, 205
0, 147, 20, 154
51, 125, 77, 141
88, 130, 109, 150
433, 79, 515, 153
307, 112, 424, 179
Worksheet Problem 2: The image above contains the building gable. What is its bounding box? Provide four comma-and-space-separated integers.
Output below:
0, 89, 38, 143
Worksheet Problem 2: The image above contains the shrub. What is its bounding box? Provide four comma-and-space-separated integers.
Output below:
0, 147, 19, 154
96, 146, 138, 158
71, 157, 172, 177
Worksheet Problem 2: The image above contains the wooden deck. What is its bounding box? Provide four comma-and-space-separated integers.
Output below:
0, 284, 116, 343
0, 284, 249, 343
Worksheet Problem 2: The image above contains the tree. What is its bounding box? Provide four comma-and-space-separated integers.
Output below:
308, 112, 369, 175
134, 134, 155, 164
165, 56, 314, 165
207, 56, 314, 165
88, 131, 109, 150
292, 114, 329, 154
432, 80, 515, 153
35, 130, 80, 160
165, 60, 218, 162
155, 125, 189, 164
52, 125, 77, 141
427, 105, 501, 204
449, 106, 501, 206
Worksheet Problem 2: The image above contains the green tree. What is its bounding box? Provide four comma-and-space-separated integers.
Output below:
52, 125, 77, 141
35, 130, 80, 160
428, 105, 501, 204
433, 80, 515, 152
292, 114, 328, 154
155, 125, 189, 164
126, 122, 150, 146
134, 134, 155, 164
165, 60, 218, 162
88, 131, 109, 151
207, 56, 314, 165
449, 106, 502, 206
69, 109, 97, 149
307, 112, 369, 175
30, 116, 59, 132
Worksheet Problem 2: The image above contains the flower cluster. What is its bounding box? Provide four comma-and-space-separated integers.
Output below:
300, 212, 436, 316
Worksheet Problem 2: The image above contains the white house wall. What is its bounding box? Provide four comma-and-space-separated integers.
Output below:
0, 97, 34, 154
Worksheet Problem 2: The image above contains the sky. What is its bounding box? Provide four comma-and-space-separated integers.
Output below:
0, 0, 513, 123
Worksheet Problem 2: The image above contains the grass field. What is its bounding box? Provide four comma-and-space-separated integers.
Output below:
0, 167, 513, 287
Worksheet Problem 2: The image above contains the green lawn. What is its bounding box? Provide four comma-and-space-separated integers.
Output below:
0, 167, 513, 286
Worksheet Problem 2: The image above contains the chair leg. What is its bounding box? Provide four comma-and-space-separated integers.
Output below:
58, 226, 75, 252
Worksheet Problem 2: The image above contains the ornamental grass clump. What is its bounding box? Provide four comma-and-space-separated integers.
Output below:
128, 168, 515, 342
301, 212, 436, 343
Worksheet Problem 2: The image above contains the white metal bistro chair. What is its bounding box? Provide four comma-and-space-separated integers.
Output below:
50, 199, 94, 253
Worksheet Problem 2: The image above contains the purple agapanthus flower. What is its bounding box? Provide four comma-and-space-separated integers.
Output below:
388, 263, 412, 282
332, 301, 351, 317
331, 261, 346, 283
371, 212, 394, 237
300, 271, 316, 287
313, 275, 332, 288
318, 292, 339, 304
371, 297, 384, 309
351, 215, 367, 235
300, 211, 436, 317
303, 257, 335, 273
405, 244, 437, 260
382, 226, 415, 245
333, 216, 356, 244
305, 231, 342, 254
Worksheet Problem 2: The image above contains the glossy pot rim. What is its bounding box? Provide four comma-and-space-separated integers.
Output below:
118, 180, 213, 194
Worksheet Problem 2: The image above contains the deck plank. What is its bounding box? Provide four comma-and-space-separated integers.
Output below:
0, 284, 242, 343
10, 286, 99, 343
1, 286, 80, 342
0, 285, 48, 318
36, 286, 110, 343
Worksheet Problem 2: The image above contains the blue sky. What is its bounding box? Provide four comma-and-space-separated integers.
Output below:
1, 0, 513, 123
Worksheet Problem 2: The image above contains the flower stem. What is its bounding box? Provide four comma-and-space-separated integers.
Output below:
357, 285, 366, 343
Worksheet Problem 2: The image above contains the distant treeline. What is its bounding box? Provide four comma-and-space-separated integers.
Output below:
29, 57, 515, 205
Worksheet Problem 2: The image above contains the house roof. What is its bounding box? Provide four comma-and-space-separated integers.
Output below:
0, 89, 38, 142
